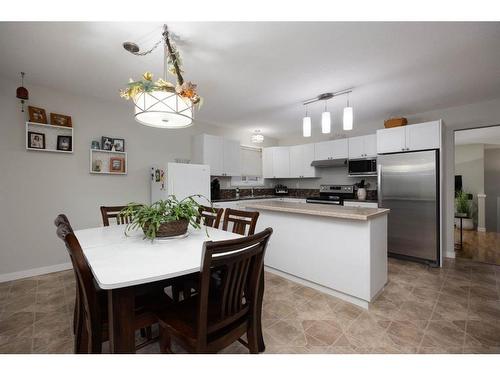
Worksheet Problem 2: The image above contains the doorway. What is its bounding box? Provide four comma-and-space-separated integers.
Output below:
454, 125, 500, 265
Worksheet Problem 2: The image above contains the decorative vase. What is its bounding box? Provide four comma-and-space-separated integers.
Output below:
357, 188, 367, 201
144, 219, 189, 238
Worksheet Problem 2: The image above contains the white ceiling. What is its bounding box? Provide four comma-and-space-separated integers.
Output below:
1, 22, 500, 139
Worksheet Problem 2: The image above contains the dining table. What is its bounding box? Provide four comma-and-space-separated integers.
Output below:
74, 224, 266, 353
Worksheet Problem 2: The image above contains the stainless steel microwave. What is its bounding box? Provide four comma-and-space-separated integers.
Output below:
348, 158, 377, 176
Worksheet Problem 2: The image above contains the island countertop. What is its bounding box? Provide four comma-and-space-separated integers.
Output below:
243, 200, 390, 221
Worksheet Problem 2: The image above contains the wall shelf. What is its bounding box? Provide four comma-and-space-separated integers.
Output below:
25, 121, 74, 154
89, 149, 127, 175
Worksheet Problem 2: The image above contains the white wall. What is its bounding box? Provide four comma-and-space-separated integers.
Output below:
0, 76, 277, 279
278, 97, 500, 259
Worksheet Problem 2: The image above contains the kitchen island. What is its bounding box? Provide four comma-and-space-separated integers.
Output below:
243, 200, 390, 308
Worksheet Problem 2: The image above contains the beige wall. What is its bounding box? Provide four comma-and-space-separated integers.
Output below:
0, 76, 276, 279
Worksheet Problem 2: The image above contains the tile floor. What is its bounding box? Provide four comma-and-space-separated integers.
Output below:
1, 257, 499, 354
455, 229, 500, 266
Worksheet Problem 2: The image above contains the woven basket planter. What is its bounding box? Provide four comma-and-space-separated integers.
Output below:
143, 219, 189, 238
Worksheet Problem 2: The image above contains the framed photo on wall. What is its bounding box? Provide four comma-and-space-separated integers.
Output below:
28, 106, 48, 124
57, 135, 72, 151
110, 157, 125, 173
113, 138, 125, 152
27, 131, 46, 149
50, 113, 72, 127
102, 136, 113, 151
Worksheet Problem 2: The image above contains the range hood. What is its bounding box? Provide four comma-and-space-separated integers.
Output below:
310, 158, 348, 168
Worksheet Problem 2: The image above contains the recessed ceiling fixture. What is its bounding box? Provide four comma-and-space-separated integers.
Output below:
120, 25, 201, 129
251, 130, 264, 143
302, 89, 353, 137
302, 105, 311, 138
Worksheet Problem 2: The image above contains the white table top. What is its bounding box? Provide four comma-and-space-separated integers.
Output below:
74, 225, 241, 290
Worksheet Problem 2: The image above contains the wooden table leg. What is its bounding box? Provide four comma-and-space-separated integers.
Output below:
108, 287, 136, 353
256, 268, 265, 352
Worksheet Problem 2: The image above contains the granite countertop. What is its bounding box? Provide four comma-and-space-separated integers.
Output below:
242, 200, 389, 221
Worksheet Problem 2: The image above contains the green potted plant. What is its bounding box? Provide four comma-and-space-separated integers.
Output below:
455, 190, 473, 230
121, 195, 207, 240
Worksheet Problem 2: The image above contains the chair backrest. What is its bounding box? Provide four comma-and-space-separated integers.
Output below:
222, 208, 260, 236
196, 227, 273, 344
197, 205, 224, 228
55, 214, 101, 351
100, 205, 131, 226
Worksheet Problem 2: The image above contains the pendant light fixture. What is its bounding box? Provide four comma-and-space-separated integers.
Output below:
251, 130, 264, 143
321, 100, 331, 134
302, 105, 311, 137
343, 93, 353, 131
302, 89, 353, 136
121, 25, 200, 129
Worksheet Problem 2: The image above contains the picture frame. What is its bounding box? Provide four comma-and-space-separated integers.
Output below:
57, 135, 72, 151
91, 140, 100, 150
101, 136, 113, 151
28, 106, 48, 124
110, 157, 125, 173
113, 138, 125, 152
27, 131, 46, 149
50, 113, 72, 127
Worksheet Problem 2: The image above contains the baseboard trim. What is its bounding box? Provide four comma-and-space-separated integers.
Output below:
477, 227, 486, 232
445, 251, 456, 259
264, 265, 369, 309
0, 262, 72, 283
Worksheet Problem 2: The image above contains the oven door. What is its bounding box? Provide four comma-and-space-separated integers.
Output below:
348, 158, 377, 176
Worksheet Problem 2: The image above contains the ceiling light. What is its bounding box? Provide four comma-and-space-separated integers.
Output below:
251, 130, 264, 143
343, 94, 353, 131
321, 101, 331, 134
303, 112, 311, 138
121, 25, 200, 129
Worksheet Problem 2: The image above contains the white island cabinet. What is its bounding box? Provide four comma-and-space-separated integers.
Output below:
243, 200, 389, 308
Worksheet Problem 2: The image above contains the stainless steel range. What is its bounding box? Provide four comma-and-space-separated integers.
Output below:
306, 185, 355, 205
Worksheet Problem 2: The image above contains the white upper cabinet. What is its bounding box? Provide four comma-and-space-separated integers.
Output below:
289, 143, 316, 178
348, 134, 377, 159
314, 138, 348, 160
262, 147, 274, 178
273, 147, 291, 178
191, 134, 241, 176
405, 121, 441, 151
377, 121, 441, 154
377, 127, 406, 154
364, 134, 377, 157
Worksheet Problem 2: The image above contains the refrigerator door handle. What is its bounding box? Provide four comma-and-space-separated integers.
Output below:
377, 163, 382, 207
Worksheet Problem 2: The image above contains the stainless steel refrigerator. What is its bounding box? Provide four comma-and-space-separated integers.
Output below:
378, 150, 440, 266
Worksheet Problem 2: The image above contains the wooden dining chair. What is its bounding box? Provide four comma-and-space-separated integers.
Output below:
100, 205, 132, 226
222, 208, 260, 236
156, 227, 273, 354
55, 214, 162, 353
197, 205, 224, 228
